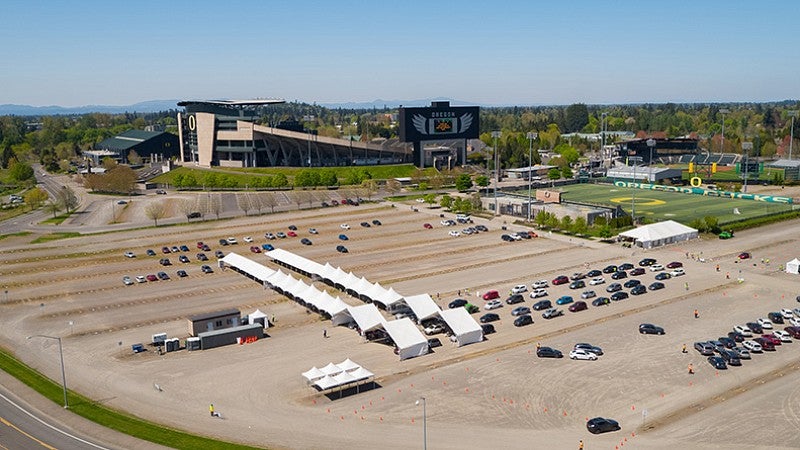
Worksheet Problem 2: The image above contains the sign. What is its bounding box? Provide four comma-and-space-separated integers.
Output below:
399, 105, 480, 142
536, 190, 561, 203
613, 181, 793, 204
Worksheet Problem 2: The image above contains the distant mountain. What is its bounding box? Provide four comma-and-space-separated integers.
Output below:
0, 100, 181, 116
317, 97, 489, 109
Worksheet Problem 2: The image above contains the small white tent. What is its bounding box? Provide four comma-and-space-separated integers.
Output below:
248, 309, 270, 328
786, 258, 800, 274
618, 220, 698, 249
383, 318, 429, 360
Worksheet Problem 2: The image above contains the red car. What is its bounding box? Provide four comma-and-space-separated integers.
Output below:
161, 246, 171, 254
552, 275, 570, 285
482, 290, 500, 301
423, 223, 433, 229
784, 326, 800, 339
760, 334, 782, 346
738, 252, 751, 260
287, 231, 297, 237
196, 241, 205, 249
569, 301, 588, 312
630, 268, 646, 276
250, 246, 261, 253
666, 261, 683, 269
146, 274, 158, 282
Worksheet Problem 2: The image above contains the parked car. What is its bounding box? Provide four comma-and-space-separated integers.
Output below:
611, 271, 628, 280
511, 284, 528, 294
552, 275, 569, 285
276, 232, 287, 239
742, 340, 762, 352
262, 244, 274, 251
340, 224, 350, 230
727, 331, 745, 342
694, 341, 715, 355
159, 258, 171, 266
629, 267, 646, 276
649, 264, 665, 272
177, 270, 188, 278
570, 272, 586, 281
135, 275, 147, 283
336, 245, 349, 253
146, 274, 158, 282
707, 356, 728, 370
580, 290, 596, 299
773, 330, 792, 342
569, 280, 585, 290
589, 277, 605, 285
449, 299, 468, 309
157, 272, 170, 280
505, 294, 525, 305
602, 265, 618, 274
784, 326, 800, 339
569, 349, 598, 360
768, 312, 785, 324
529, 288, 548, 298
666, 261, 683, 269
426, 337, 442, 349
531, 280, 549, 289
484, 300, 503, 310
179, 255, 190, 263
639, 323, 665, 335
630, 285, 647, 295
424, 323, 445, 335
738, 252, 751, 260
513, 315, 533, 327
215, 250, 224, 258
300, 238, 313, 245
623, 279, 641, 288
574, 343, 604, 355
618, 263, 634, 271
760, 334, 782, 346
542, 308, 563, 319
569, 301, 588, 312
124, 251, 135, 258
556, 295, 574, 305
532, 300, 552, 311
536, 347, 563, 358
610, 292, 629, 301
360, 222, 371, 228
717, 336, 736, 348
638, 258, 657, 266
249, 246, 261, 253
511, 306, 531, 316
732, 347, 751, 359
309, 228, 318, 234
606, 283, 622, 293
670, 268, 686, 277
648, 282, 665, 291
146, 249, 156, 256
753, 337, 775, 351
501, 234, 515, 242
757, 318, 774, 329
480, 313, 500, 323
161, 246, 171, 254
287, 231, 297, 237
201, 265, 214, 274
655, 272, 672, 280
122, 276, 133, 286
226, 237, 238, 245
734, 325, 753, 336
586, 417, 620, 434
372, 220, 382, 226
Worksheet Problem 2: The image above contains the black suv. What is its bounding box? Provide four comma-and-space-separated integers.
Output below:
638, 258, 657, 266
532, 300, 552, 311
536, 347, 563, 358
611, 271, 628, 280
639, 323, 665, 335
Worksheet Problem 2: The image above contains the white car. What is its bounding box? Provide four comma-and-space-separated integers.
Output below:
448, 230, 461, 237
122, 276, 133, 286
734, 325, 753, 337
649, 264, 665, 272
509, 233, 522, 241
135, 275, 147, 283
243, 236, 253, 243
340, 224, 350, 230
309, 228, 318, 234
670, 268, 685, 277
440, 219, 452, 226
531, 280, 549, 289
484, 300, 503, 310
568, 349, 598, 360
773, 330, 792, 342
226, 237, 238, 244
742, 340, 763, 352
265, 233, 276, 240
789, 316, 800, 327
511, 284, 527, 294
530, 289, 548, 298
423, 323, 444, 335
124, 251, 136, 258
757, 318, 773, 329
793, 308, 800, 318
781, 308, 795, 319
589, 277, 605, 285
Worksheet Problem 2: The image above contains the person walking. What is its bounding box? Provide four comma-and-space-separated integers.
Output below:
579, 439, 584, 450
323, 329, 327, 338
685, 282, 689, 291
688, 363, 694, 374
210, 403, 215, 417
694, 309, 699, 319
682, 344, 687, 353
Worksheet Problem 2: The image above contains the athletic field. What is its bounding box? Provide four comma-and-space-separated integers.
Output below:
558, 182, 794, 225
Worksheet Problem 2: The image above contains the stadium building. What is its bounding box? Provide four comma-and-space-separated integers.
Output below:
176, 99, 411, 168
88, 130, 179, 165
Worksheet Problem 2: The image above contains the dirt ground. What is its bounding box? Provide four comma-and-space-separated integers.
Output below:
3, 186, 800, 449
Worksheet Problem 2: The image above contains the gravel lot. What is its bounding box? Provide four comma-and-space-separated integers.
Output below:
3, 193, 800, 450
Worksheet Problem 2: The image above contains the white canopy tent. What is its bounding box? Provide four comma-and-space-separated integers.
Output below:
439, 308, 483, 347
786, 258, 800, 274
347, 304, 386, 332
247, 309, 270, 328
302, 367, 326, 383
219, 252, 276, 283
383, 318, 429, 360
403, 294, 442, 322
618, 220, 698, 249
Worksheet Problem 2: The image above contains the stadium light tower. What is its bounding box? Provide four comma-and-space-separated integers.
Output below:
646, 138, 656, 182
789, 111, 797, 160
526, 132, 538, 222
742, 141, 753, 193
416, 397, 427, 450
719, 108, 730, 153
27, 335, 68, 408
601, 112, 608, 154
491, 131, 502, 216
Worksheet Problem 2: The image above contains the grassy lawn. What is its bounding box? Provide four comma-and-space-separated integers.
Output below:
0, 349, 264, 450
0, 231, 31, 240
560, 183, 794, 225
30, 232, 82, 243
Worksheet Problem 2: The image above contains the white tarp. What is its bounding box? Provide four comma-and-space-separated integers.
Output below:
377, 287, 405, 309
439, 308, 483, 347
347, 304, 386, 332
219, 252, 276, 282
302, 367, 326, 383
349, 366, 374, 381
320, 362, 343, 377
787, 258, 800, 274
618, 220, 698, 249
314, 375, 339, 390
383, 318, 429, 360
337, 358, 361, 372
403, 294, 442, 322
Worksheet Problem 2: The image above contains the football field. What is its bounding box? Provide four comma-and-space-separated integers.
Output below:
558, 182, 794, 225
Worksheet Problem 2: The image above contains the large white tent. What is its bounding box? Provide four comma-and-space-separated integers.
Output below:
347, 304, 386, 332
403, 294, 442, 322
618, 220, 698, 249
439, 308, 483, 347
786, 258, 800, 274
383, 318, 429, 360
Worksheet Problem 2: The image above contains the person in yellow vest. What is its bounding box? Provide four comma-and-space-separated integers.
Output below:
579, 439, 584, 449
210, 403, 215, 417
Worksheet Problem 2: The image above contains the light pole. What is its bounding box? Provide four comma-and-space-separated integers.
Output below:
629, 156, 642, 225
742, 141, 753, 193
646, 138, 656, 183
719, 108, 730, 153
27, 335, 68, 408
491, 131, 501, 216
601, 112, 608, 154
789, 111, 797, 160
416, 397, 427, 450
526, 132, 538, 222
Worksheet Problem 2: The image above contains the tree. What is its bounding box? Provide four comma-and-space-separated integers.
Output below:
105, 165, 137, 194
535, 210, 549, 228
237, 192, 252, 216
179, 199, 196, 222
144, 201, 167, 226
565, 103, 589, 132
262, 192, 278, 213
561, 166, 573, 179
545, 213, 560, 229
475, 175, 489, 192
560, 215, 573, 231
597, 224, 613, 239
45, 199, 62, 218
8, 159, 34, 183
423, 193, 437, 207
361, 179, 378, 200
548, 168, 561, 180
571, 217, 588, 236
24, 187, 49, 209
440, 195, 453, 210
319, 169, 338, 187
455, 173, 473, 192
385, 179, 401, 195
703, 216, 720, 234
58, 186, 79, 213
128, 150, 142, 165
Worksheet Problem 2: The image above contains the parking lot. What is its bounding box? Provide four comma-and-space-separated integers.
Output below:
3, 197, 800, 449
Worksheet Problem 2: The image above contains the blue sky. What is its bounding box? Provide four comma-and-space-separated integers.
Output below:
2, 0, 798, 106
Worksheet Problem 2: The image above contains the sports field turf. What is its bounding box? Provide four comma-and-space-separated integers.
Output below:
559, 182, 794, 225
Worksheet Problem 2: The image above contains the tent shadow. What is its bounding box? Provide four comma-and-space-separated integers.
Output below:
323, 382, 382, 401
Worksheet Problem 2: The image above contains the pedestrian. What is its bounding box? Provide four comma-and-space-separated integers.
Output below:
688, 363, 694, 374
210, 403, 215, 417
536, 342, 541, 350
579, 439, 584, 450
685, 252, 689, 259
716, 264, 720, 272
685, 282, 689, 291
726, 272, 730, 279
458, 289, 461, 296
436, 293, 440, 300
323, 329, 327, 338
682, 344, 687, 353
694, 309, 699, 319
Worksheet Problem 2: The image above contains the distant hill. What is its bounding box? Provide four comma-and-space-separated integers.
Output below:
0, 100, 181, 115
318, 97, 487, 109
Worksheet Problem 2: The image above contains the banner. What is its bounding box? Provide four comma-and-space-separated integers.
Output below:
612, 181, 793, 204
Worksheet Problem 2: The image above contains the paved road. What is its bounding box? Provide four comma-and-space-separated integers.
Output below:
0, 384, 112, 450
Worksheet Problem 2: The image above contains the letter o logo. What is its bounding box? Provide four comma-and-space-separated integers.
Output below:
690, 177, 702, 187
188, 115, 196, 131
544, 191, 551, 198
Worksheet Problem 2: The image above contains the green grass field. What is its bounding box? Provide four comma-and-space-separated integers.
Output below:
560, 183, 794, 225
